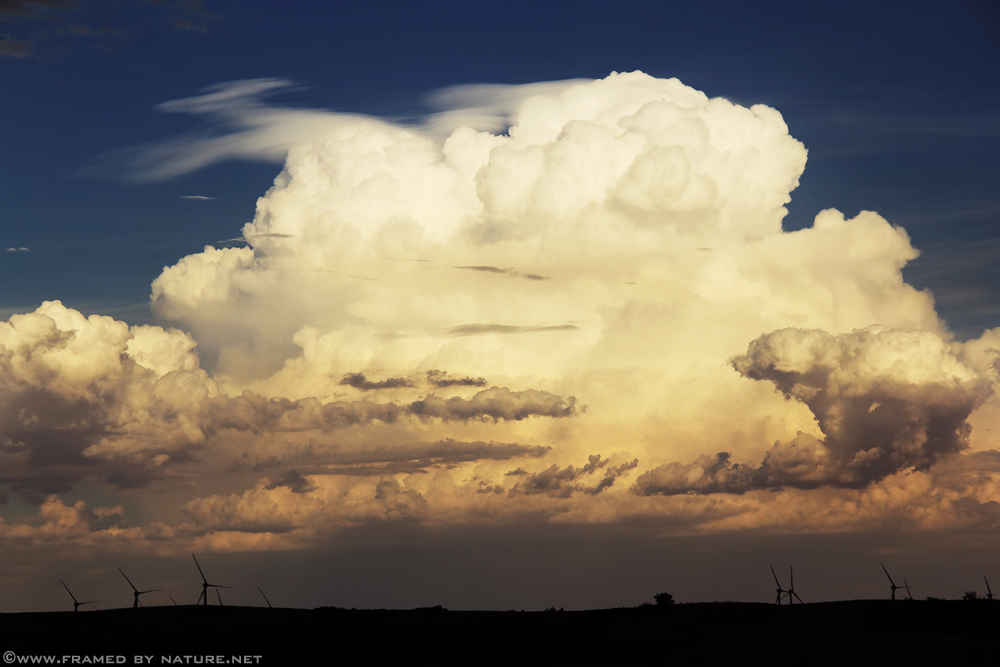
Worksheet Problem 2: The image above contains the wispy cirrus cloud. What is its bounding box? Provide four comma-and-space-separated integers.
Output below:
83, 76, 589, 181
85, 79, 366, 181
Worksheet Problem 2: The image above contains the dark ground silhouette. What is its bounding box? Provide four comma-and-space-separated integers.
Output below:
1, 600, 998, 664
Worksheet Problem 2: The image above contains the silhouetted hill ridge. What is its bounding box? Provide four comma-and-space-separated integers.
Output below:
1, 601, 997, 665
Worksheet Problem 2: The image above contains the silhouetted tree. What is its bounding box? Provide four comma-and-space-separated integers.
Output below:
654, 592, 675, 606
963, 591, 979, 601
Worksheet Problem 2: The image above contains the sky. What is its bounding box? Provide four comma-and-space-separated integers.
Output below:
1, 0, 1000, 613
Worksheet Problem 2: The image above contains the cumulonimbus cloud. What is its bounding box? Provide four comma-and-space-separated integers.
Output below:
5, 71, 1000, 549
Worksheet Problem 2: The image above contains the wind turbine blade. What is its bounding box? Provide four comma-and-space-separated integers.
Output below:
770, 566, 781, 587
119, 569, 139, 593
197, 590, 205, 605
793, 592, 804, 604
170, 596, 178, 606
259, 587, 272, 608
216, 588, 223, 606
880, 563, 897, 587
61, 580, 79, 604
790, 566, 794, 590
192, 554, 208, 584
985, 577, 993, 597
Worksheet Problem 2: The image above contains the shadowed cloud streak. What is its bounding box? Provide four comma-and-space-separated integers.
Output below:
455, 265, 549, 281
426, 370, 487, 388
507, 455, 638, 498
320, 439, 551, 476
408, 387, 577, 422
236, 439, 550, 477
209, 386, 576, 433
265, 470, 316, 493
339, 372, 413, 391
446, 324, 579, 337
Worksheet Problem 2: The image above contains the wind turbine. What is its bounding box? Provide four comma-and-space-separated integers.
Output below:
119, 569, 162, 608
985, 577, 994, 601
192, 554, 233, 606
903, 578, 913, 601
259, 587, 272, 609
770, 566, 787, 605
881, 563, 904, 601
786, 566, 804, 605
61, 580, 98, 612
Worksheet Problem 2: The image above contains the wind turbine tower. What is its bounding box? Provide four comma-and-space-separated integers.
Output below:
786, 566, 804, 605
880, 563, 904, 601
192, 554, 233, 606
770, 566, 787, 605
119, 569, 162, 609
61, 580, 98, 612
